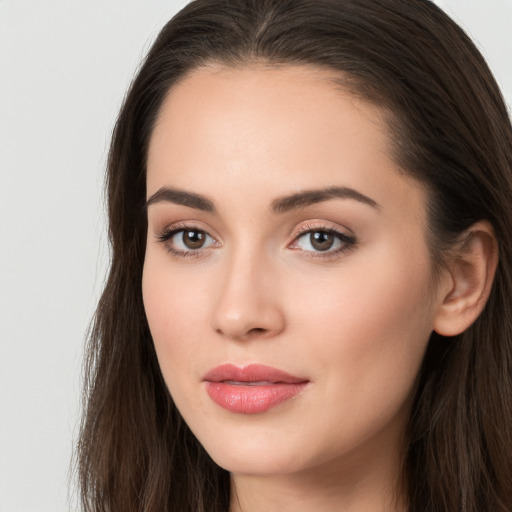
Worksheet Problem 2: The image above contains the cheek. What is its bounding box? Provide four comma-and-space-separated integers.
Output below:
290, 245, 435, 407
141, 253, 207, 384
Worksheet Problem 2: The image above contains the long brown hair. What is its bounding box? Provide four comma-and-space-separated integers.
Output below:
77, 1, 512, 510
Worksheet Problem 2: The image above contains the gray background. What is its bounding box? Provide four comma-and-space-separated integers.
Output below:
0, 1, 511, 511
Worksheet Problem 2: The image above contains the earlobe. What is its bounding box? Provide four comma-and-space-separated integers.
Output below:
433, 222, 498, 337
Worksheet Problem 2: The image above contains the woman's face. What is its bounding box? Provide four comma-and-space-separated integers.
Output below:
143, 65, 443, 479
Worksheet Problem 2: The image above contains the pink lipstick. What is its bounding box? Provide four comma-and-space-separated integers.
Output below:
203, 364, 309, 414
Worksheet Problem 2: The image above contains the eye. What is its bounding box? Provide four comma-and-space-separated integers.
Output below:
157, 226, 218, 257
291, 227, 356, 255
175, 229, 213, 250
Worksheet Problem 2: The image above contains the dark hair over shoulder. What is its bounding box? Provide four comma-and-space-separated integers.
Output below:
77, 1, 512, 511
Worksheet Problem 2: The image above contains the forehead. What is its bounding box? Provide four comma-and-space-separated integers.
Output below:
148, 65, 391, 181
150, 64, 389, 146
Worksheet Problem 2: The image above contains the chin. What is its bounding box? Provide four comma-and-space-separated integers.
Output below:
206, 444, 306, 477
188, 420, 309, 476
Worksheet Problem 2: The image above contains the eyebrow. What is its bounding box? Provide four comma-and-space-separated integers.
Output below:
145, 185, 379, 214
270, 186, 379, 213
145, 187, 216, 212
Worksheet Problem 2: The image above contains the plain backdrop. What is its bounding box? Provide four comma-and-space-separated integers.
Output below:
0, 1, 511, 511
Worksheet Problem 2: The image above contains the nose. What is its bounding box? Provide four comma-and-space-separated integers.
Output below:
210, 249, 286, 341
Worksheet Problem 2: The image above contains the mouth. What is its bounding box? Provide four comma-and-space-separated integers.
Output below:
202, 364, 309, 414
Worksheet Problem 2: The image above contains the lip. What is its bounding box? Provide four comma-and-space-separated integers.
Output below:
203, 364, 309, 414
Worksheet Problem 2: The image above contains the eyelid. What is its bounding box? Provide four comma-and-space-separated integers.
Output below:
294, 220, 353, 236
155, 220, 220, 240
291, 220, 355, 242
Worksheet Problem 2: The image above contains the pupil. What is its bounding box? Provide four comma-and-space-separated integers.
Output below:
310, 231, 334, 251
183, 230, 205, 249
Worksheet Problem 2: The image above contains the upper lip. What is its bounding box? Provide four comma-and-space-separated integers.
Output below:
202, 363, 308, 384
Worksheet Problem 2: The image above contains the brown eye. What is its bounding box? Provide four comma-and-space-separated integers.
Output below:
182, 230, 206, 249
310, 231, 335, 251
292, 227, 356, 255
158, 227, 217, 256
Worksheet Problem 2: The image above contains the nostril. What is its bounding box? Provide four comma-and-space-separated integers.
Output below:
248, 327, 266, 335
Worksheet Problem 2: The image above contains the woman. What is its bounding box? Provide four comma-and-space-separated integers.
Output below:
77, 0, 512, 511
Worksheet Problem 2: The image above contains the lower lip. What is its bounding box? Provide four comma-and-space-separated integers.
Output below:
205, 381, 308, 414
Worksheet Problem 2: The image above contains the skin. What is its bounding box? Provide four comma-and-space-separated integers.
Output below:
142, 65, 452, 512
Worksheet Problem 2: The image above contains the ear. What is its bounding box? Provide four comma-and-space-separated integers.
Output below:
434, 221, 498, 337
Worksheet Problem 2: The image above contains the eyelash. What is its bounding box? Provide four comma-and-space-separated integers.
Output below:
156, 222, 357, 259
